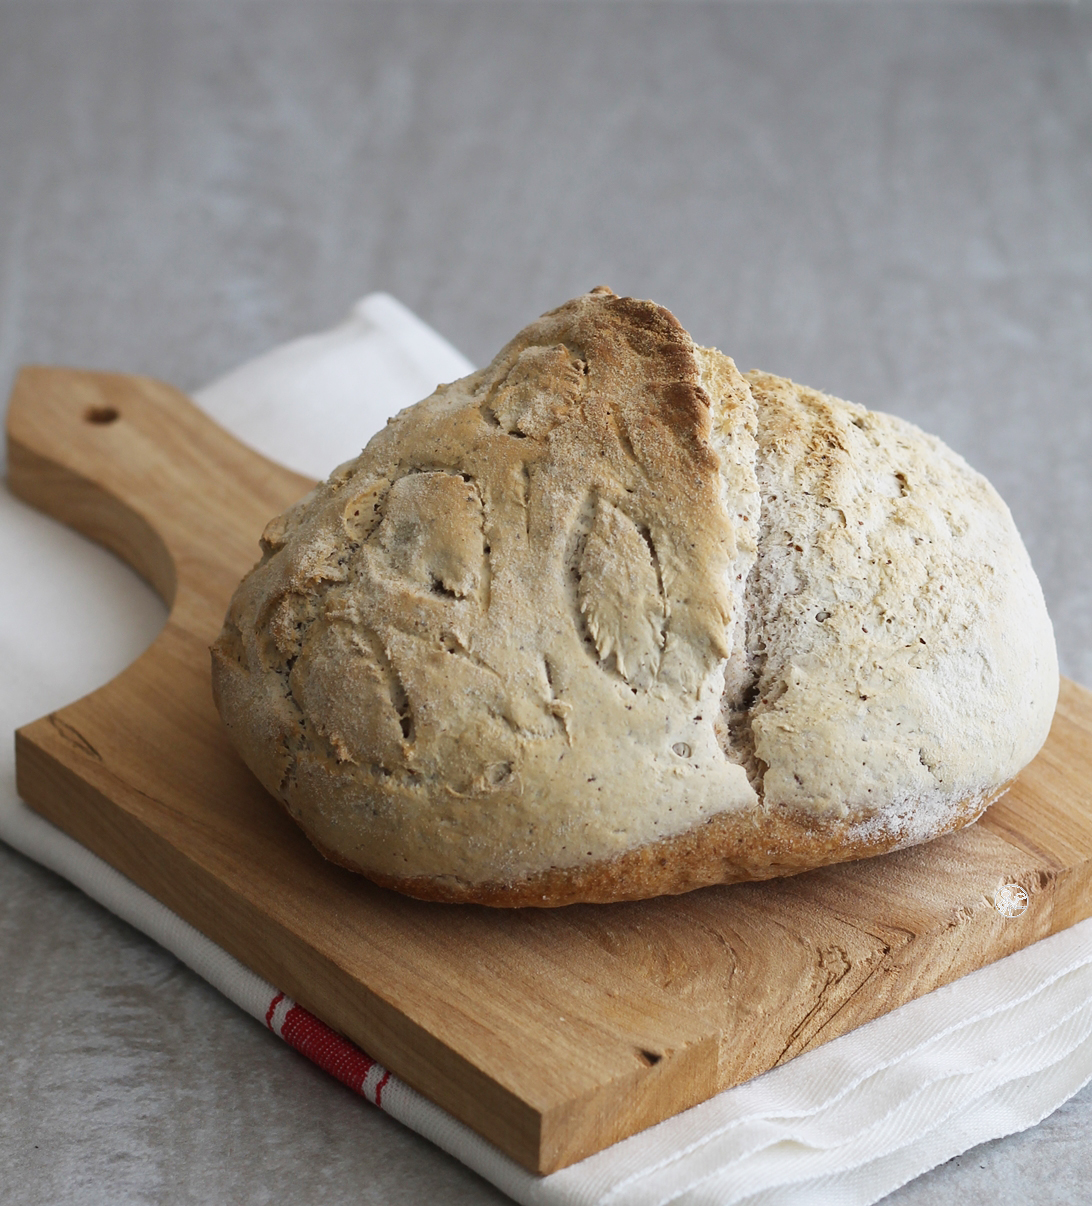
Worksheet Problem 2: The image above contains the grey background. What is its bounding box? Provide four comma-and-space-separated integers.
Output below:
2, 1, 1091, 1202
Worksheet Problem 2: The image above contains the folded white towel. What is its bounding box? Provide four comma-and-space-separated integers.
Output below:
3, 294, 1090, 1206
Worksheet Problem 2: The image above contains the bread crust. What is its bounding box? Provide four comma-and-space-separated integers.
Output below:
308, 782, 1012, 908
211, 289, 1058, 906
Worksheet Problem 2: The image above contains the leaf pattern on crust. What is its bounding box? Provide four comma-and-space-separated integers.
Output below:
489, 344, 586, 438
577, 498, 665, 689
375, 471, 485, 601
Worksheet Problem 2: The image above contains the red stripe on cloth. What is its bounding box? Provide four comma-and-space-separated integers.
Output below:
265, 991, 286, 1030
374, 1069, 392, 1108
280, 1003, 377, 1095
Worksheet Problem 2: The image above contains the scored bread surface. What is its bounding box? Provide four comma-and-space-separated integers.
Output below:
211, 289, 1058, 906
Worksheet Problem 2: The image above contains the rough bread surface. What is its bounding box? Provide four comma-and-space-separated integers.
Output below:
211, 290, 1058, 905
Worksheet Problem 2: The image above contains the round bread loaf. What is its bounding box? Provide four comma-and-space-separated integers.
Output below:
210, 289, 1058, 906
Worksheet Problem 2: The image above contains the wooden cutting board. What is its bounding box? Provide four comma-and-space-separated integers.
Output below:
8, 366, 1092, 1175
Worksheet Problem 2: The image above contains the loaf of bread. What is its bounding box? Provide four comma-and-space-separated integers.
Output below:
211, 289, 1058, 906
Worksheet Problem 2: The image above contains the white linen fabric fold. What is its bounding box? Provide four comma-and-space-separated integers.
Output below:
3, 294, 1091, 1206
194, 292, 475, 481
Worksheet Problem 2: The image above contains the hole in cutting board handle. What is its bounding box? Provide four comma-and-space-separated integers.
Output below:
85, 405, 119, 425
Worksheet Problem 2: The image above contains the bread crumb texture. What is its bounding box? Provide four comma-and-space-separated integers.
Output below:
211, 291, 1058, 905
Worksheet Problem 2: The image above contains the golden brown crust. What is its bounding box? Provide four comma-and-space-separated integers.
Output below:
314, 782, 1012, 908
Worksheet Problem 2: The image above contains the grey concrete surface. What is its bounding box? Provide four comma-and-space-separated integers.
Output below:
1, 1, 1090, 1202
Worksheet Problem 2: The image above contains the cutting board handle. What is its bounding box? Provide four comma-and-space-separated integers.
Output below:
5, 367, 314, 637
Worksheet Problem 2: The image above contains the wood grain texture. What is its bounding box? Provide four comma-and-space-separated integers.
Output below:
7, 366, 1092, 1174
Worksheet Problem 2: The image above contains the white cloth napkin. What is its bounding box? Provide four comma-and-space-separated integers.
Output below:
3, 294, 1092, 1206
